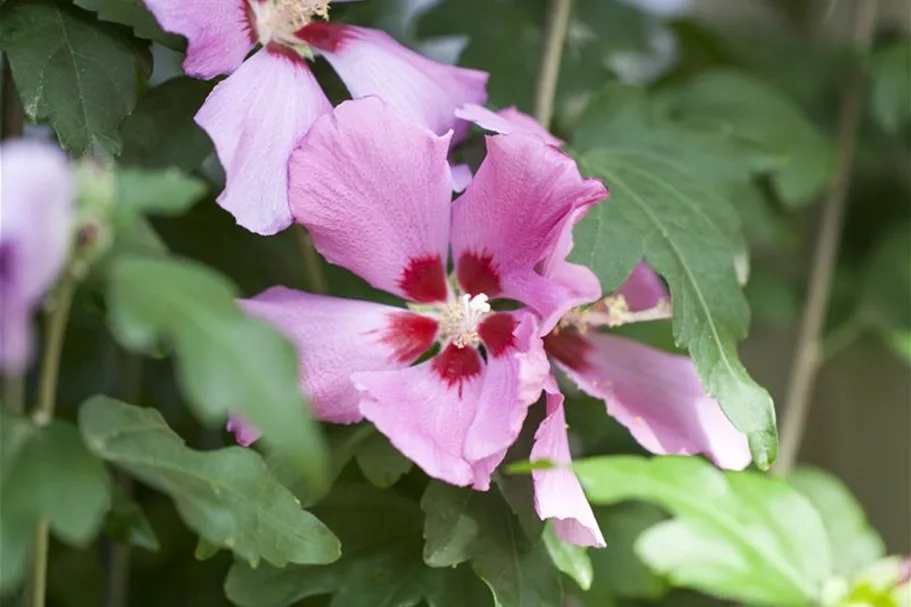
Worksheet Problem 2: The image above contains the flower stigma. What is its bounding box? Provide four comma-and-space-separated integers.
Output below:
250, 0, 332, 47
439, 293, 491, 348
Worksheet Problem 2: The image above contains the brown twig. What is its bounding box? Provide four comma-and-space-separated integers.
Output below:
775, 0, 880, 475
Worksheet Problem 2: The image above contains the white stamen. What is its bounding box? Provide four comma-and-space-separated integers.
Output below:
250, 0, 331, 47
440, 293, 491, 348
557, 295, 672, 333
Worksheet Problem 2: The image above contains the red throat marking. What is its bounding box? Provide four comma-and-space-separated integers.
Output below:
294, 21, 348, 52
457, 251, 502, 297
399, 255, 448, 303
543, 330, 591, 371
432, 344, 483, 396
477, 313, 517, 358
381, 313, 438, 364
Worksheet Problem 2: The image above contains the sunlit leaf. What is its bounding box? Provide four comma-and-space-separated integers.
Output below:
788, 466, 885, 576
574, 456, 831, 605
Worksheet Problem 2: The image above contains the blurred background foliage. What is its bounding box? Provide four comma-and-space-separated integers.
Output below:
0, 0, 909, 605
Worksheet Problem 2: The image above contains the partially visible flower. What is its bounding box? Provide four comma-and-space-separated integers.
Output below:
527, 245, 750, 546
236, 96, 607, 492
0, 140, 73, 373
143, 0, 488, 235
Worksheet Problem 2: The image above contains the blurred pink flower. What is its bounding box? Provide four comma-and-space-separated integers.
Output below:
0, 140, 73, 373
142, 0, 487, 234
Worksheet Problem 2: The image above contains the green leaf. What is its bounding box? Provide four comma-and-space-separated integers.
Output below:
107, 255, 327, 485
114, 167, 208, 217
420, 482, 563, 607
225, 484, 486, 607
74, 0, 182, 48
0, 413, 111, 593
668, 69, 835, 206
354, 431, 413, 488
870, 41, 911, 132
103, 483, 159, 551
788, 466, 885, 576
119, 77, 215, 172
421, 481, 481, 568
78, 396, 340, 568
0, 0, 146, 157
574, 456, 831, 605
569, 144, 777, 467
266, 424, 373, 507
586, 503, 669, 602
542, 523, 593, 591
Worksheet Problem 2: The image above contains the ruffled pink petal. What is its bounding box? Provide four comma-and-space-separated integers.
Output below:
0, 141, 73, 373
240, 287, 436, 423
196, 50, 330, 235
538, 205, 603, 317
463, 312, 549, 490
451, 134, 608, 332
615, 262, 669, 311
288, 96, 453, 303
142, 0, 253, 79
545, 332, 751, 470
354, 344, 486, 487
296, 23, 488, 138
227, 415, 262, 446
455, 104, 564, 147
531, 382, 605, 548
451, 163, 473, 193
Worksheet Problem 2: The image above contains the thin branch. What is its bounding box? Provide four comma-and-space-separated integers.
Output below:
104, 354, 142, 607
2, 55, 24, 140
775, 0, 880, 475
533, 0, 574, 129
30, 272, 78, 607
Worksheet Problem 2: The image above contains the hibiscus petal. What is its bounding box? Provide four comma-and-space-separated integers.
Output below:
240, 287, 436, 423
354, 344, 485, 487
547, 332, 751, 470
451, 163, 473, 193
615, 262, 669, 311
142, 0, 253, 79
227, 415, 262, 446
531, 383, 606, 548
463, 312, 549, 484
538, 205, 603, 318
296, 23, 488, 137
451, 134, 608, 331
0, 141, 73, 373
455, 103, 564, 147
288, 96, 453, 303
196, 50, 330, 235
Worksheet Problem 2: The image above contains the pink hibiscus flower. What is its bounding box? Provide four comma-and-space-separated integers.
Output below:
234, 98, 751, 548
142, 0, 488, 234
237, 95, 604, 488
